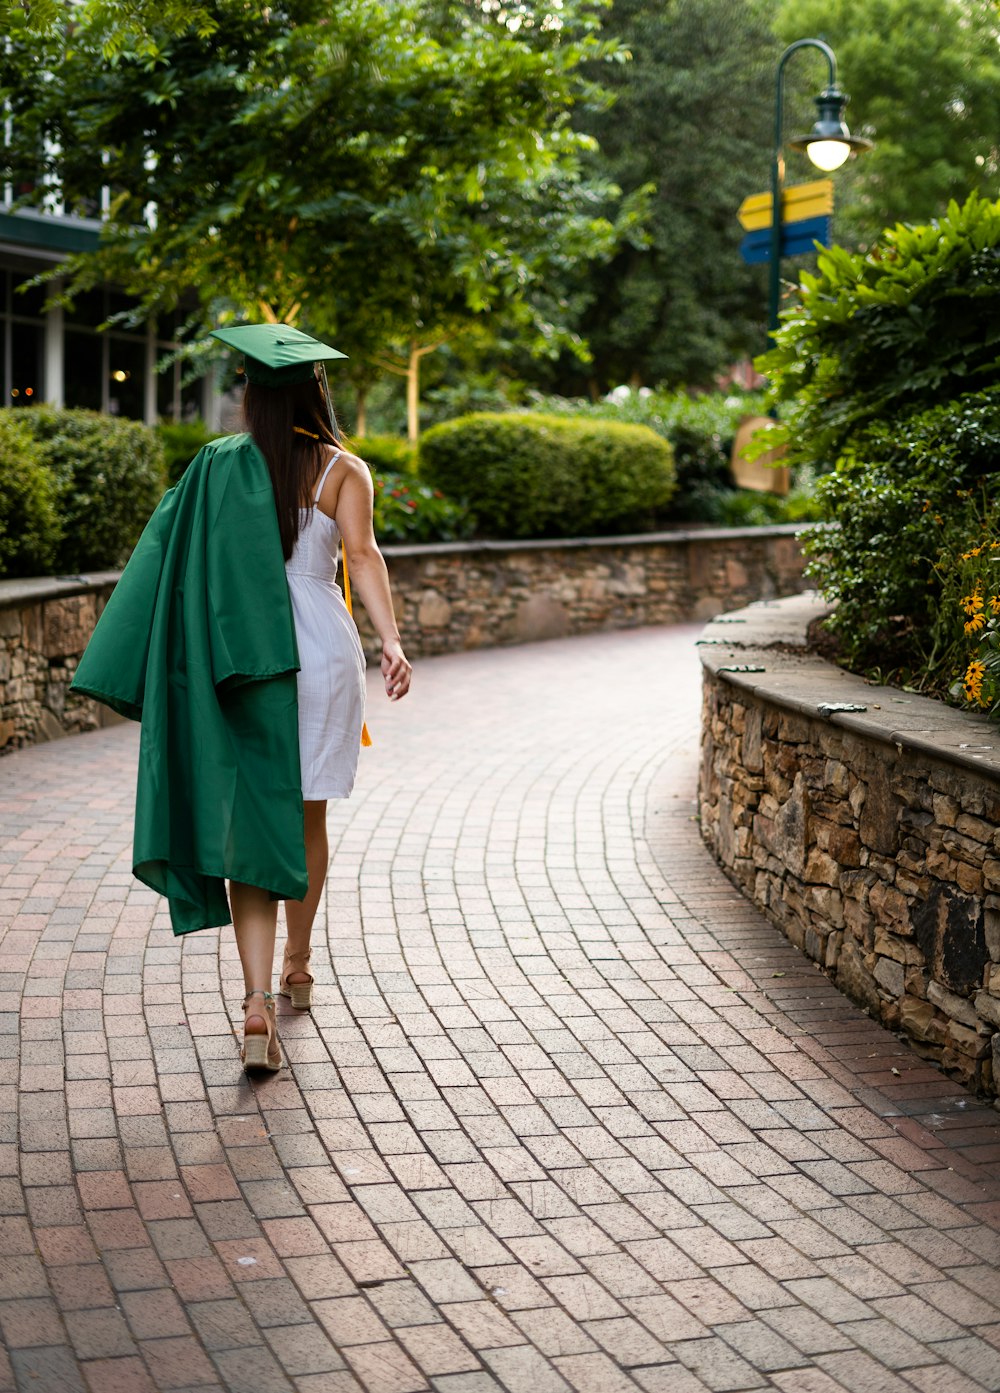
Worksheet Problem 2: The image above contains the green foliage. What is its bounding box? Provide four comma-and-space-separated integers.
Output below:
759, 194, 1000, 471
419, 411, 676, 539
156, 419, 221, 487
19, 407, 166, 573
352, 436, 418, 477
0, 0, 219, 60
933, 522, 1000, 715
774, 0, 1000, 250
0, 412, 60, 578
372, 472, 473, 545
529, 387, 772, 520
546, 0, 774, 393
711, 484, 821, 528
3, 0, 622, 406
801, 389, 1000, 673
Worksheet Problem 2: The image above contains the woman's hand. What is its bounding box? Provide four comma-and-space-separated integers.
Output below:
381, 639, 411, 701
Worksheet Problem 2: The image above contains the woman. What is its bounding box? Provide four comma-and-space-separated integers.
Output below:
73, 323, 411, 1073
227, 327, 412, 1070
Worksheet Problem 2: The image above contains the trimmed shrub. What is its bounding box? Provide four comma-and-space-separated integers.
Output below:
419, 412, 676, 539
0, 411, 60, 578
20, 407, 166, 573
157, 419, 221, 486
353, 434, 418, 475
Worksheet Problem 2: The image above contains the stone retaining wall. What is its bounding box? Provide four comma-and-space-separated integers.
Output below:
699, 592, 1000, 1099
1, 526, 807, 753
350, 525, 806, 659
0, 576, 123, 751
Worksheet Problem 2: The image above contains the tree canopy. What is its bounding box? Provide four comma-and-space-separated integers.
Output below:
5, 0, 1000, 408
774, 0, 1000, 248
2, 0, 622, 433
544, 0, 776, 394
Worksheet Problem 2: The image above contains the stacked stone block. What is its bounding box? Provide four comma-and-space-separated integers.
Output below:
0, 588, 117, 751
699, 597, 1000, 1100
1, 526, 807, 752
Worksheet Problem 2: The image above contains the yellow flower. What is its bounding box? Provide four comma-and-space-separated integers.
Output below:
961, 593, 984, 615
990, 596, 1000, 615
961, 545, 984, 559
965, 614, 987, 634
964, 659, 987, 705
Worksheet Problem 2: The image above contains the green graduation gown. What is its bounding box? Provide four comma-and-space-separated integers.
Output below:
71, 434, 307, 935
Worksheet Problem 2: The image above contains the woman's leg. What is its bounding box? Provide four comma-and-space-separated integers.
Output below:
230, 881, 279, 1035
284, 800, 328, 983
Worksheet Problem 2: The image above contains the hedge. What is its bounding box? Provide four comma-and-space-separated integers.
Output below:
156, 419, 221, 486
353, 434, 418, 475
7, 407, 166, 575
0, 413, 60, 578
418, 412, 676, 539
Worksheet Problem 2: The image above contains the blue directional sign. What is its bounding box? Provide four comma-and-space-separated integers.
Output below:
739, 214, 832, 266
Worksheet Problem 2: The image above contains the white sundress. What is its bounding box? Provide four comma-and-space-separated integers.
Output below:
285, 452, 367, 800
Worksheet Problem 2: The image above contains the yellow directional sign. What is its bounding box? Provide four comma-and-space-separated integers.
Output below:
737, 179, 834, 231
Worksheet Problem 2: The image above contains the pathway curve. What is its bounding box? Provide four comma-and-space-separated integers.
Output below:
1, 625, 999, 1393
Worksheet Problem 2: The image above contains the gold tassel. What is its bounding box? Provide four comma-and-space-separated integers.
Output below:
341, 543, 372, 748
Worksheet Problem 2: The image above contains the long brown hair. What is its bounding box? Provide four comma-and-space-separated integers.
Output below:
243, 375, 340, 560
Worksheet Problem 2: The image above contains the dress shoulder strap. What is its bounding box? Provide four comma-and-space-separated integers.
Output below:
312, 449, 342, 503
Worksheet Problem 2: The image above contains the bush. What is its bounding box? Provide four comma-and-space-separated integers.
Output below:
756, 195, 1000, 695
352, 435, 418, 476
802, 388, 1000, 674
156, 419, 221, 486
0, 412, 60, 578
759, 193, 1000, 470
530, 387, 768, 522
419, 412, 676, 539
20, 407, 166, 573
713, 483, 822, 529
372, 472, 473, 544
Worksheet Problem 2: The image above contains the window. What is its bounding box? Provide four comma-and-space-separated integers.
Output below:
0, 269, 45, 406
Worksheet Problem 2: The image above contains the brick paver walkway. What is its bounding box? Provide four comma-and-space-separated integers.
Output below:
2, 625, 1000, 1393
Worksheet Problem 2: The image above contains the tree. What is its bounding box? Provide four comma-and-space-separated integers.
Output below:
2, 0, 621, 438
2, 0, 219, 60
774, 0, 1000, 248
542, 0, 778, 394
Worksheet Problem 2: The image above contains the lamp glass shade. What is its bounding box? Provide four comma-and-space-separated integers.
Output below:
805, 139, 852, 171
788, 85, 872, 170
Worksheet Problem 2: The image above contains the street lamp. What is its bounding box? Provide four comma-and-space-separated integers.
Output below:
769, 39, 872, 335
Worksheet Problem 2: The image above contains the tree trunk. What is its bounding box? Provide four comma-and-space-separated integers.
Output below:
354, 386, 368, 438
406, 341, 420, 444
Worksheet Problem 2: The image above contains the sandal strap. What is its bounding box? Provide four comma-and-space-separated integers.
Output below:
282, 949, 312, 967
242, 990, 275, 1009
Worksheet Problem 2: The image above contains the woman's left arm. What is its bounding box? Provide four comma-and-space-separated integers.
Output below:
332, 457, 412, 701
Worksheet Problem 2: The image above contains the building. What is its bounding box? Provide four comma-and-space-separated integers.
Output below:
0, 204, 218, 426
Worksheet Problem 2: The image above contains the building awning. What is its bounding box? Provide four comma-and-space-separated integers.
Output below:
0, 207, 102, 257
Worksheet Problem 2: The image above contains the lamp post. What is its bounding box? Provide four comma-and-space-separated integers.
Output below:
769, 38, 872, 337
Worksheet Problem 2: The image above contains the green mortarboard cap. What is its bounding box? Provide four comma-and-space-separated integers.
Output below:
209, 323, 347, 388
